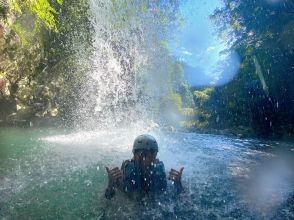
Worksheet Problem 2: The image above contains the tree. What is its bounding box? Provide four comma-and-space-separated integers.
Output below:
208, 0, 294, 137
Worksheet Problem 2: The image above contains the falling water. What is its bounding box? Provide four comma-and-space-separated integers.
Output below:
71, 0, 180, 130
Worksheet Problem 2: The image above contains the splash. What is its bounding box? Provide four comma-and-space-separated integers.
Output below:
71, 1, 181, 129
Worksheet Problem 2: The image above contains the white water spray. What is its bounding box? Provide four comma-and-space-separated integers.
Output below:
72, 1, 180, 129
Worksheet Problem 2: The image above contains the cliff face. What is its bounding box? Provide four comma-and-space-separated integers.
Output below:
0, 1, 50, 123
0, 0, 90, 125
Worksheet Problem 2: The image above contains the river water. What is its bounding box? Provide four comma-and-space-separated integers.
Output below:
0, 127, 293, 219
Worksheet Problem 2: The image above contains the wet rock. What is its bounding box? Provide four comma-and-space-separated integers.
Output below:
0, 97, 16, 121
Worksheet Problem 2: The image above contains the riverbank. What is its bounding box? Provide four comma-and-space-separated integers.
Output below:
0, 116, 63, 128
1, 117, 293, 142
180, 125, 294, 141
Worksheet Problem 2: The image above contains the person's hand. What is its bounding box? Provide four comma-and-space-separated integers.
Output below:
168, 167, 184, 184
105, 166, 122, 188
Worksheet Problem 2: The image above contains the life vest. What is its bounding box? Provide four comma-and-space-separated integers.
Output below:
121, 159, 167, 193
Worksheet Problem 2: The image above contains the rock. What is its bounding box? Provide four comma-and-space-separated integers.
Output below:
0, 97, 16, 121
30, 116, 61, 127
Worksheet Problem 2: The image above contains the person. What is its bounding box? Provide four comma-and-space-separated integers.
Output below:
105, 134, 184, 199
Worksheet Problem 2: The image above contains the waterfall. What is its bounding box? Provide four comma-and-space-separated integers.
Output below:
72, 0, 181, 129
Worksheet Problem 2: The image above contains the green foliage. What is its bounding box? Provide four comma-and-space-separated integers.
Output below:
9, 0, 62, 32
0, 0, 62, 114
194, 88, 213, 104
205, 0, 294, 137
9, 22, 32, 45
192, 88, 214, 128
157, 59, 197, 129
0, 0, 88, 122
167, 92, 182, 110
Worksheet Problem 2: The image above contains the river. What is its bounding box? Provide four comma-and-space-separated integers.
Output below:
0, 127, 293, 219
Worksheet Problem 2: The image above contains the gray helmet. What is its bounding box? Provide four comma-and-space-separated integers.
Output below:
132, 134, 158, 153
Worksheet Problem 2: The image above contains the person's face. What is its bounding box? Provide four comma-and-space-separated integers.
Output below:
134, 150, 157, 168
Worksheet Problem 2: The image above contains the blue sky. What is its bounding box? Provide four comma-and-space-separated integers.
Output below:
168, 0, 240, 87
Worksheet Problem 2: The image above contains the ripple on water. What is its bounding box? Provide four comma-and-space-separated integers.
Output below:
0, 129, 293, 219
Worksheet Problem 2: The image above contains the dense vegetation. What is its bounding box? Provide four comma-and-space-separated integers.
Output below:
155, 0, 294, 138
0, 0, 188, 126
0, 0, 64, 123
198, 0, 294, 138
0, 0, 293, 138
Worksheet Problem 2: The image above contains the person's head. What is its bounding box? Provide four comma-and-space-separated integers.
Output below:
132, 134, 158, 168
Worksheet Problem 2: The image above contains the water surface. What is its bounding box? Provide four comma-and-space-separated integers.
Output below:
0, 127, 293, 219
